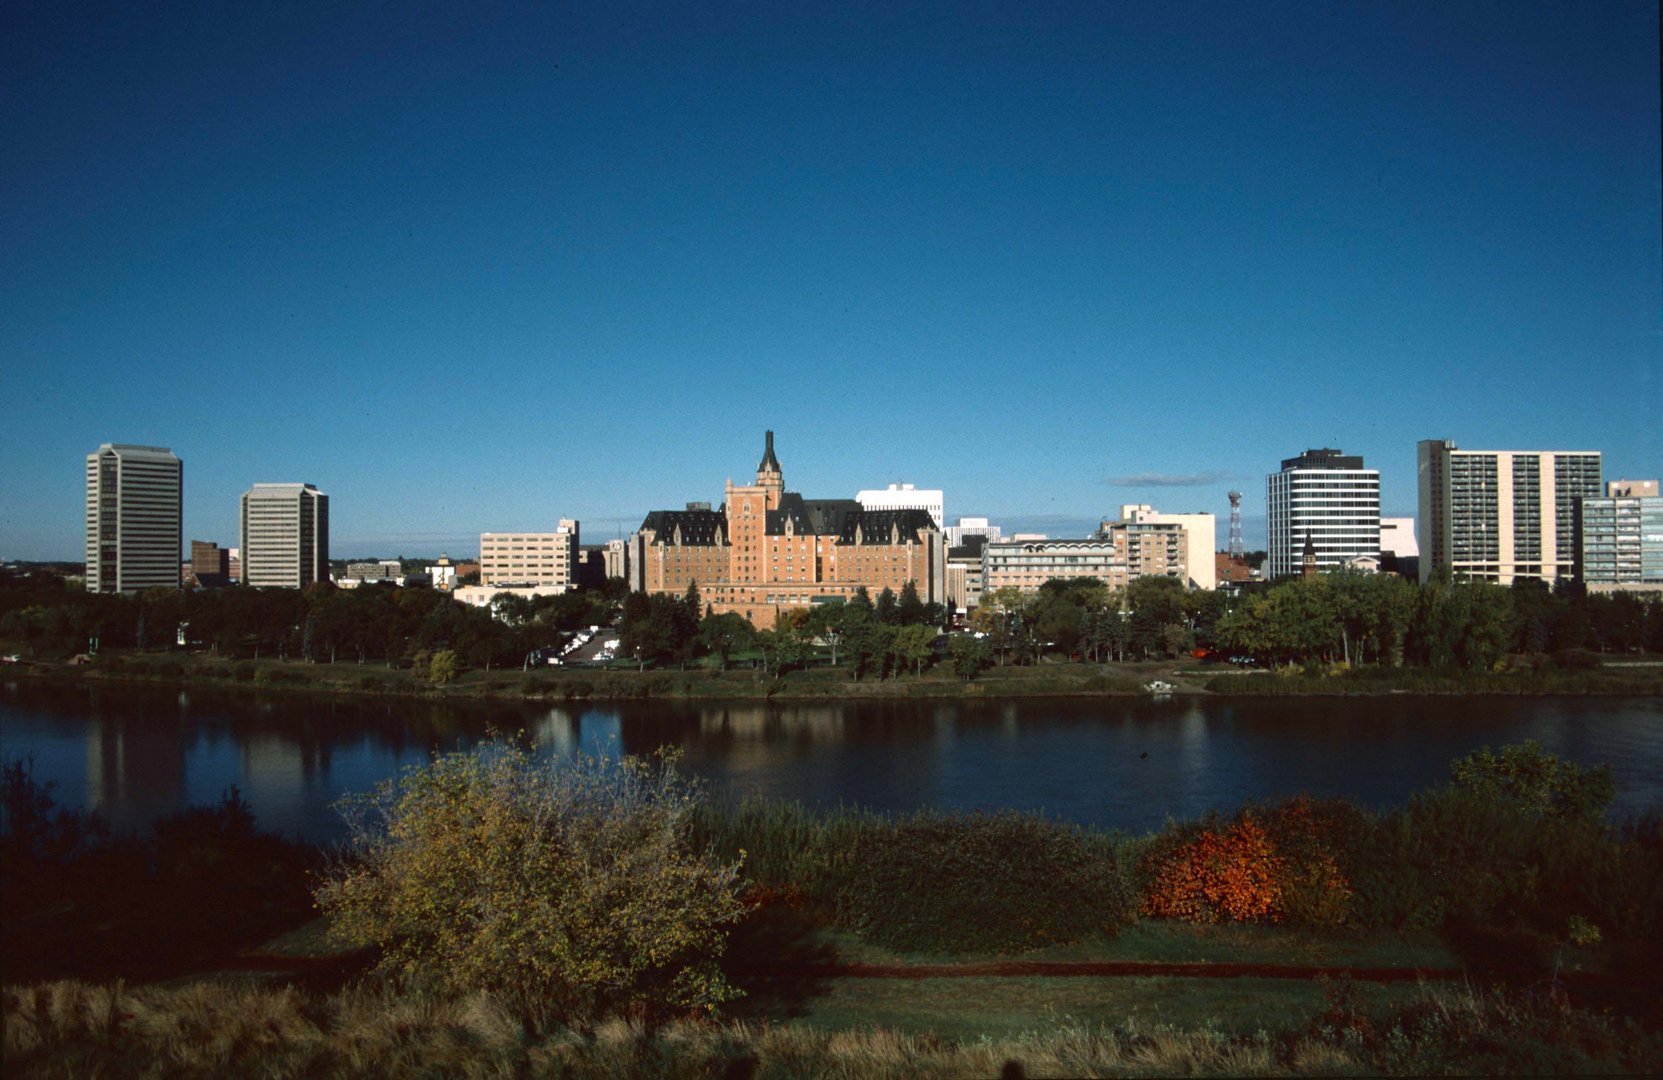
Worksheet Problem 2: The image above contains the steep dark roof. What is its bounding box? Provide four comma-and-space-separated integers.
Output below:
638, 508, 727, 546
638, 494, 936, 546
765, 494, 860, 535
831, 508, 937, 545
757, 430, 781, 474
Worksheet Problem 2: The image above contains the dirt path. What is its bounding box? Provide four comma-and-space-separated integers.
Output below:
728, 960, 1460, 983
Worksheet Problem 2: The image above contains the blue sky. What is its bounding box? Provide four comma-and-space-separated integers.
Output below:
2, 1, 1657, 559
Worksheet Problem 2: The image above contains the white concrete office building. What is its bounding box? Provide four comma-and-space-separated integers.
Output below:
85, 443, 183, 593
856, 484, 944, 529
240, 483, 329, 588
1416, 440, 1602, 585
1266, 449, 1380, 579
944, 516, 1003, 547
480, 520, 580, 587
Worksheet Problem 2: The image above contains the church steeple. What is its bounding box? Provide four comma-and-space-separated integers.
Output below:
756, 430, 784, 508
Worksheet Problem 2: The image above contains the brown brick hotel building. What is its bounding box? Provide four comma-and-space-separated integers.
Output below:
629, 433, 944, 628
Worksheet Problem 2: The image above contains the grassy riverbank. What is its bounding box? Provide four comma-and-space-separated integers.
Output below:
6, 740, 1661, 1077
10, 647, 1663, 702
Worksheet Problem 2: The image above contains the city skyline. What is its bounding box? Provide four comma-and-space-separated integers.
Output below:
4, 3, 1658, 560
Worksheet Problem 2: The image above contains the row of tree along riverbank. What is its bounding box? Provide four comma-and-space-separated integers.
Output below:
11, 648, 1663, 701
6, 562, 1662, 699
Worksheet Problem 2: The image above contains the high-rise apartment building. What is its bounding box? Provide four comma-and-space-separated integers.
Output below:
85, 443, 183, 593
1098, 504, 1218, 590
240, 483, 329, 588
1576, 479, 1663, 591
1266, 449, 1380, 579
1416, 440, 1602, 585
480, 520, 579, 588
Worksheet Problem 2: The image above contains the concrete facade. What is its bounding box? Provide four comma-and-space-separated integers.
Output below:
856, 484, 944, 529
1099, 504, 1218, 590
240, 483, 329, 589
480, 520, 579, 587
1379, 517, 1418, 558
85, 443, 183, 593
981, 538, 1124, 594
632, 432, 944, 628
944, 516, 1003, 547
1577, 480, 1663, 589
1417, 440, 1602, 585
454, 583, 570, 611
603, 537, 629, 582
1267, 449, 1380, 579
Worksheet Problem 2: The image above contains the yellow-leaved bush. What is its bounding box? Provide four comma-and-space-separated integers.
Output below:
314, 739, 746, 1024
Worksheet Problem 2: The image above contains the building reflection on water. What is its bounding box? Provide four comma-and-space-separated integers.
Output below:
0, 680, 1648, 842
85, 715, 186, 834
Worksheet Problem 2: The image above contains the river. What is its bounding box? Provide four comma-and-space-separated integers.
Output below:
2, 680, 1659, 842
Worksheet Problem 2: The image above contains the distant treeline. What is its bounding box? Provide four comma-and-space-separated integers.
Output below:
2, 565, 1659, 676
0, 567, 622, 668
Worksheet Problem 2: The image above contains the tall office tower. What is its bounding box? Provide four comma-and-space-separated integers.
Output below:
1265, 449, 1380, 579
85, 444, 183, 593
1416, 440, 1602, 585
240, 483, 330, 588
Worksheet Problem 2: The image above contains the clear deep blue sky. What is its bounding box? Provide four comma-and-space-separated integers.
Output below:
3, 2, 1658, 559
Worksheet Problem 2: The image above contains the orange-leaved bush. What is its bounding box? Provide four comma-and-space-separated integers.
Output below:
1140, 813, 1284, 923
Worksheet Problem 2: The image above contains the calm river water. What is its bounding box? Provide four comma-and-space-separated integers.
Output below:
2, 680, 1659, 842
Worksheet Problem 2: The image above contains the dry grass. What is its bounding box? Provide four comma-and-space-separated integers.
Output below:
5, 977, 1659, 1078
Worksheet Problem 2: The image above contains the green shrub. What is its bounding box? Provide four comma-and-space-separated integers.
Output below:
315, 740, 746, 1025
230, 662, 255, 682
427, 649, 459, 687
833, 810, 1134, 953
692, 798, 877, 904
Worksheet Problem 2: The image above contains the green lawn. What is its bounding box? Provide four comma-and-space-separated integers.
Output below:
749, 915, 1458, 972
779, 974, 1425, 1041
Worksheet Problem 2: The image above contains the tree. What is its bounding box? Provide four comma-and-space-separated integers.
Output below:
619, 594, 696, 670
697, 612, 752, 670
753, 622, 807, 677
842, 610, 894, 681
1449, 740, 1615, 822
891, 624, 936, 676
973, 587, 1028, 666
875, 587, 898, 625
948, 635, 993, 681
802, 603, 847, 666
427, 649, 459, 686
315, 740, 746, 1024
896, 581, 926, 626
1029, 591, 1085, 659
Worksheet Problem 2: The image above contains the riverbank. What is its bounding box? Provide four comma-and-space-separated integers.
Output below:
8, 649, 1663, 702
6, 740, 1661, 1078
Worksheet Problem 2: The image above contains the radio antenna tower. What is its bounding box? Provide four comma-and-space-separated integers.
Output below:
1227, 491, 1244, 559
